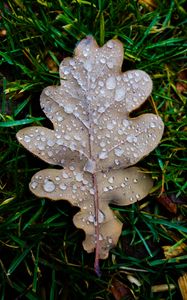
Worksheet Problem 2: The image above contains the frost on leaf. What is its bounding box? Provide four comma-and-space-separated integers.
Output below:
16, 36, 164, 274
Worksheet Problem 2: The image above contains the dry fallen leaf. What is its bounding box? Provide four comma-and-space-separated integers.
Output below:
16, 36, 164, 274
178, 273, 187, 300
157, 193, 177, 214
162, 244, 186, 259
110, 278, 134, 300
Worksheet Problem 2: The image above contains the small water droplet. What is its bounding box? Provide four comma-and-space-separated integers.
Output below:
62, 171, 69, 179
100, 58, 106, 64
122, 119, 130, 128
89, 188, 95, 195
107, 61, 114, 69
47, 140, 55, 147
150, 122, 156, 128
114, 148, 124, 157
99, 234, 103, 241
98, 106, 105, 113
106, 40, 114, 48
100, 141, 106, 148
107, 122, 114, 130
30, 181, 38, 190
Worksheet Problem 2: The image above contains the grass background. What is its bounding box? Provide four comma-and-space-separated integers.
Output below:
0, 0, 187, 299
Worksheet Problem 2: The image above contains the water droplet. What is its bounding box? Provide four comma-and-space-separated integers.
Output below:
107, 62, 114, 69
30, 181, 38, 189
59, 183, 67, 190
84, 60, 92, 72
99, 151, 108, 160
115, 159, 120, 165
98, 81, 104, 88
136, 194, 140, 199
103, 187, 108, 192
100, 141, 106, 148
98, 106, 105, 113
100, 58, 106, 64
126, 135, 137, 143
114, 148, 124, 157
47, 139, 55, 147
115, 88, 126, 101
43, 179, 56, 192
108, 176, 114, 184
106, 76, 116, 89
99, 234, 103, 241
122, 119, 130, 128
89, 188, 95, 195
64, 104, 75, 114
62, 171, 69, 179
88, 214, 95, 223
98, 210, 105, 223
106, 40, 114, 48
37, 144, 45, 151
107, 122, 114, 130
63, 66, 71, 75
150, 122, 156, 128
24, 135, 31, 143
75, 172, 83, 182
84, 159, 96, 174
56, 116, 63, 122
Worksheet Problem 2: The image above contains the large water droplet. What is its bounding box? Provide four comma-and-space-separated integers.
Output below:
24, 135, 31, 143
99, 151, 108, 160
43, 179, 56, 192
126, 135, 137, 143
59, 183, 67, 190
106, 76, 116, 89
115, 88, 126, 102
108, 176, 114, 184
30, 181, 38, 190
64, 104, 75, 114
98, 210, 105, 223
84, 59, 92, 72
75, 172, 83, 182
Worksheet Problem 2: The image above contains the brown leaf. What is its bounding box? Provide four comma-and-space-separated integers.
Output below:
16, 36, 164, 274
157, 194, 177, 214
138, 0, 157, 10
178, 273, 187, 300
162, 244, 186, 259
176, 69, 187, 94
110, 278, 134, 300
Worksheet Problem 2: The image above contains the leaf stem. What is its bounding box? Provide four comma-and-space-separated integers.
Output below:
93, 172, 101, 276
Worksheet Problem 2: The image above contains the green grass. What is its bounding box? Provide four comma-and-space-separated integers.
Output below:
0, 0, 187, 299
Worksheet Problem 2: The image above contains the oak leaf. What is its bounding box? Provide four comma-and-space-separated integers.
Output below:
16, 36, 164, 274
